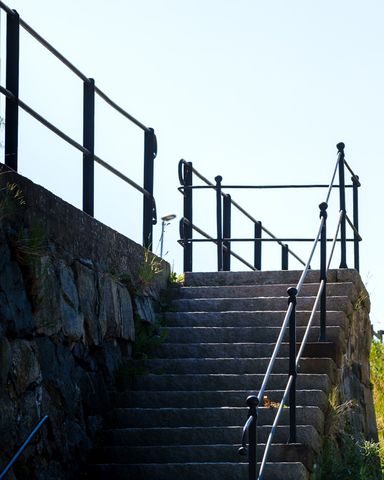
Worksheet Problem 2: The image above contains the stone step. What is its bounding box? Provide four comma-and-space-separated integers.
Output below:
163, 325, 344, 345
184, 268, 356, 287
112, 389, 328, 410
174, 282, 355, 299
156, 341, 338, 361
132, 357, 336, 377
132, 373, 330, 393
164, 310, 348, 328
89, 443, 315, 468
171, 296, 352, 314
108, 406, 324, 433
88, 461, 309, 480
99, 424, 320, 448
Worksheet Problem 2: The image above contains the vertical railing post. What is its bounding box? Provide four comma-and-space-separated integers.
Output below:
254, 221, 262, 270
247, 395, 259, 480
143, 128, 157, 250
178, 160, 193, 272
83, 78, 95, 216
287, 287, 298, 443
319, 202, 328, 342
281, 244, 289, 270
337, 142, 347, 268
352, 175, 360, 272
215, 175, 223, 271
5, 9, 20, 171
223, 194, 231, 271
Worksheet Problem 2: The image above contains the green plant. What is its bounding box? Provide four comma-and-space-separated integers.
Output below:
0, 180, 25, 220
138, 248, 163, 290
353, 290, 369, 312
12, 225, 47, 267
169, 270, 184, 284
370, 340, 384, 474
132, 315, 168, 360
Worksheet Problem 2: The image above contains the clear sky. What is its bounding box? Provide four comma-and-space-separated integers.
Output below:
1, 0, 383, 328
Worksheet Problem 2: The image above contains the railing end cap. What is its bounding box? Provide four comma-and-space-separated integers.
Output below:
336, 142, 345, 152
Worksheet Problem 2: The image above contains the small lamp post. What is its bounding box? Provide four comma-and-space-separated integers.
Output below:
160, 213, 176, 257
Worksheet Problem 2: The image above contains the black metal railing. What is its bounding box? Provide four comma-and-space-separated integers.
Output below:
0, 415, 48, 479
178, 161, 307, 272
0, 1, 157, 249
238, 142, 362, 479
178, 143, 360, 273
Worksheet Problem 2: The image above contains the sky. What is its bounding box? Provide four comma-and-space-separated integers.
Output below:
1, 0, 383, 328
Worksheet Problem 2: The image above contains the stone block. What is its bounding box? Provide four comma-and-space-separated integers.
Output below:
9, 339, 41, 395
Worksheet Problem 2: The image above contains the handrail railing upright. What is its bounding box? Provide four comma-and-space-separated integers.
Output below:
238, 143, 362, 479
0, 2, 157, 249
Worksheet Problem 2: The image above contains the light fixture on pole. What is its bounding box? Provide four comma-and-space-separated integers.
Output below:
160, 213, 176, 257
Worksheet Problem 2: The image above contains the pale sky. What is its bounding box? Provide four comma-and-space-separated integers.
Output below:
1, 0, 384, 327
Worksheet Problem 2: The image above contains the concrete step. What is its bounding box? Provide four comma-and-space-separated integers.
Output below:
171, 296, 352, 314
174, 282, 355, 299
108, 406, 324, 433
112, 389, 329, 410
164, 310, 348, 329
184, 268, 356, 287
163, 325, 344, 345
89, 443, 315, 468
88, 461, 309, 480
99, 424, 321, 448
156, 341, 338, 361
132, 357, 336, 377
132, 373, 330, 393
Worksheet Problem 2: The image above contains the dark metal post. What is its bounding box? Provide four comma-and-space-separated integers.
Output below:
247, 395, 259, 480
282, 244, 289, 270
254, 221, 262, 270
143, 128, 157, 249
287, 287, 298, 443
223, 194, 231, 271
5, 10, 20, 171
83, 78, 95, 216
352, 175, 360, 272
179, 160, 193, 272
337, 142, 347, 268
215, 176, 223, 271
319, 202, 328, 342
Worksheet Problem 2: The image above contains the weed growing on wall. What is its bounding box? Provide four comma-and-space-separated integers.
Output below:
138, 248, 163, 291
0, 180, 25, 220
370, 340, 384, 472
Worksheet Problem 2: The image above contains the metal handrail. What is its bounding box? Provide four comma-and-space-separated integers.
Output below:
0, 1, 149, 131
0, 85, 153, 200
239, 143, 362, 480
0, 415, 48, 479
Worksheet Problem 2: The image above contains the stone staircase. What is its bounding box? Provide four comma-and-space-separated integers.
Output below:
88, 269, 357, 480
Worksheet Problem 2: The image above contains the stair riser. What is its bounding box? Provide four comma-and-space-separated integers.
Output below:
113, 389, 329, 410
100, 425, 320, 447
164, 311, 348, 328
175, 283, 355, 299
90, 443, 315, 468
172, 296, 351, 313
163, 326, 344, 344
184, 269, 353, 286
134, 357, 336, 376
132, 374, 330, 393
156, 342, 337, 360
88, 462, 309, 480
109, 407, 324, 433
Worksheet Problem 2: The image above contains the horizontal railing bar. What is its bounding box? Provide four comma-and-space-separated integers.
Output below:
179, 184, 354, 190
0, 2, 149, 131
0, 86, 152, 199
0, 415, 49, 480
94, 87, 149, 131
183, 237, 356, 243
345, 213, 362, 241
181, 218, 256, 270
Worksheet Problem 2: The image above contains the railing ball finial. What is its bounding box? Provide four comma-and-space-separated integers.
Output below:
319, 202, 328, 219
246, 395, 259, 408
215, 175, 223, 184
287, 287, 298, 305
336, 142, 345, 152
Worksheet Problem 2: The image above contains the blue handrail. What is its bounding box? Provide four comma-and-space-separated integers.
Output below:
0, 415, 49, 479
